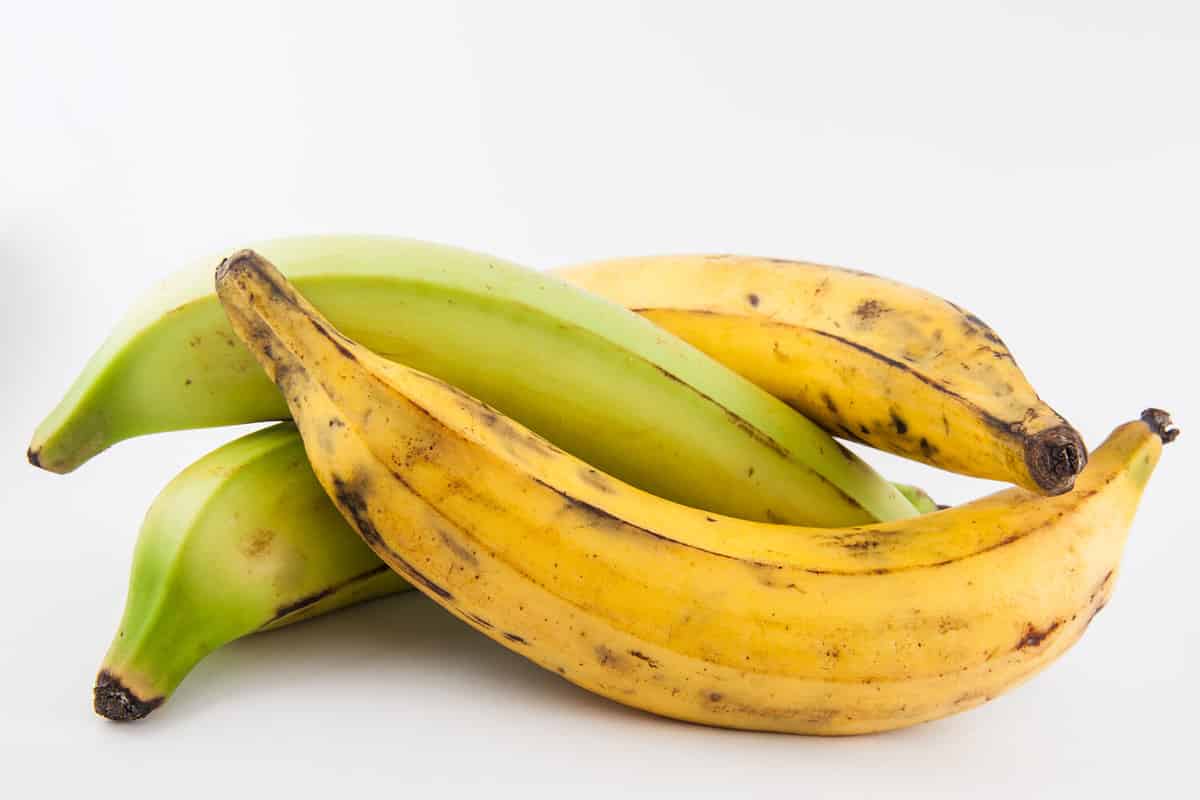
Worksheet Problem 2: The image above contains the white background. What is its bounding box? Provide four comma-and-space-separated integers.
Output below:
2, 1, 1197, 796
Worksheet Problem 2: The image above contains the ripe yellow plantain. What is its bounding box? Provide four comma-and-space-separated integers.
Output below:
560, 255, 1085, 494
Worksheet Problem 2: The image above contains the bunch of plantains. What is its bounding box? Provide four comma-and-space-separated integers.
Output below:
29, 237, 1176, 734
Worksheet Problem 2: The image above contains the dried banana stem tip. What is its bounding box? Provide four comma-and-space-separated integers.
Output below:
1141, 408, 1180, 444
1025, 426, 1087, 496
214, 248, 261, 284
93, 671, 163, 722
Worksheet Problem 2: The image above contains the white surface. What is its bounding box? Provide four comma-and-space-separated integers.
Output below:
2, 1, 1198, 796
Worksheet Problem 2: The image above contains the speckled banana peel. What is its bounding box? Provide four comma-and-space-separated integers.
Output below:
217, 250, 1175, 736
93, 423, 409, 721
560, 255, 1085, 495
29, 236, 916, 526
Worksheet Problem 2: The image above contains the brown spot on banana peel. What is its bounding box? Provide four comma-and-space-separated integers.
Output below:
94, 671, 164, 722
595, 645, 627, 669
240, 529, 275, 558
264, 564, 393, 625
1016, 620, 1063, 650
628, 650, 660, 668
746, 293, 760, 307
852, 299, 889, 323
503, 632, 530, 645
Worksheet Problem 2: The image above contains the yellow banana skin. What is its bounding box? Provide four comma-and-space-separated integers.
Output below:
217, 250, 1173, 736
559, 255, 1085, 494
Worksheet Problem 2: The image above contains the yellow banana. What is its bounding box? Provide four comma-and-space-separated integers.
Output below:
217, 250, 1173, 735
560, 255, 1085, 494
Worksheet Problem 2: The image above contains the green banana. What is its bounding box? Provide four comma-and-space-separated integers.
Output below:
94, 423, 407, 720
31, 236, 917, 524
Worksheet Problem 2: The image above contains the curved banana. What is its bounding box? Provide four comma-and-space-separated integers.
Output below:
217, 251, 1173, 736
560, 255, 1084, 494
30, 236, 916, 525
95, 423, 408, 720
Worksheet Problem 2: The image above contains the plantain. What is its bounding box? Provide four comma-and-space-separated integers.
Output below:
31, 236, 917, 525
561, 254, 1085, 494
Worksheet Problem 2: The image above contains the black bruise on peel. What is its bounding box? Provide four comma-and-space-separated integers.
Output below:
465, 612, 495, 629
503, 632, 529, 645
94, 671, 164, 721
331, 476, 454, 601
890, 410, 909, 436
265, 564, 393, 623
746, 292, 760, 307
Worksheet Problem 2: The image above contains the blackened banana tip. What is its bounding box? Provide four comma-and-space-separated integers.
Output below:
214, 248, 263, 287
1141, 409, 1179, 444
1025, 426, 1087, 496
93, 670, 163, 722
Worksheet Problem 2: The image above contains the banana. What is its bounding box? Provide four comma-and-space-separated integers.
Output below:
30, 237, 1079, 496
30, 236, 916, 525
216, 250, 1174, 736
94, 423, 408, 720
560, 255, 1085, 494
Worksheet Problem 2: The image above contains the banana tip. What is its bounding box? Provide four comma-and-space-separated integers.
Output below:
94, 670, 163, 722
26, 446, 42, 469
1025, 425, 1087, 496
214, 248, 262, 286
1141, 409, 1179, 444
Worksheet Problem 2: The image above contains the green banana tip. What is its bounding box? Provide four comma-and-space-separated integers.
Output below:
93, 671, 163, 722
1141, 409, 1179, 444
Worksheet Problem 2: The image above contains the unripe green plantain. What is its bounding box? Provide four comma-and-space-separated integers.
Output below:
32, 237, 916, 525
95, 423, 408, 720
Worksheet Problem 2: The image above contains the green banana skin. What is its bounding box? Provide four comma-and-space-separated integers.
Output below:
97, 423, 940, 721
95, 423, 410, 721
30, 236, 917, 524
